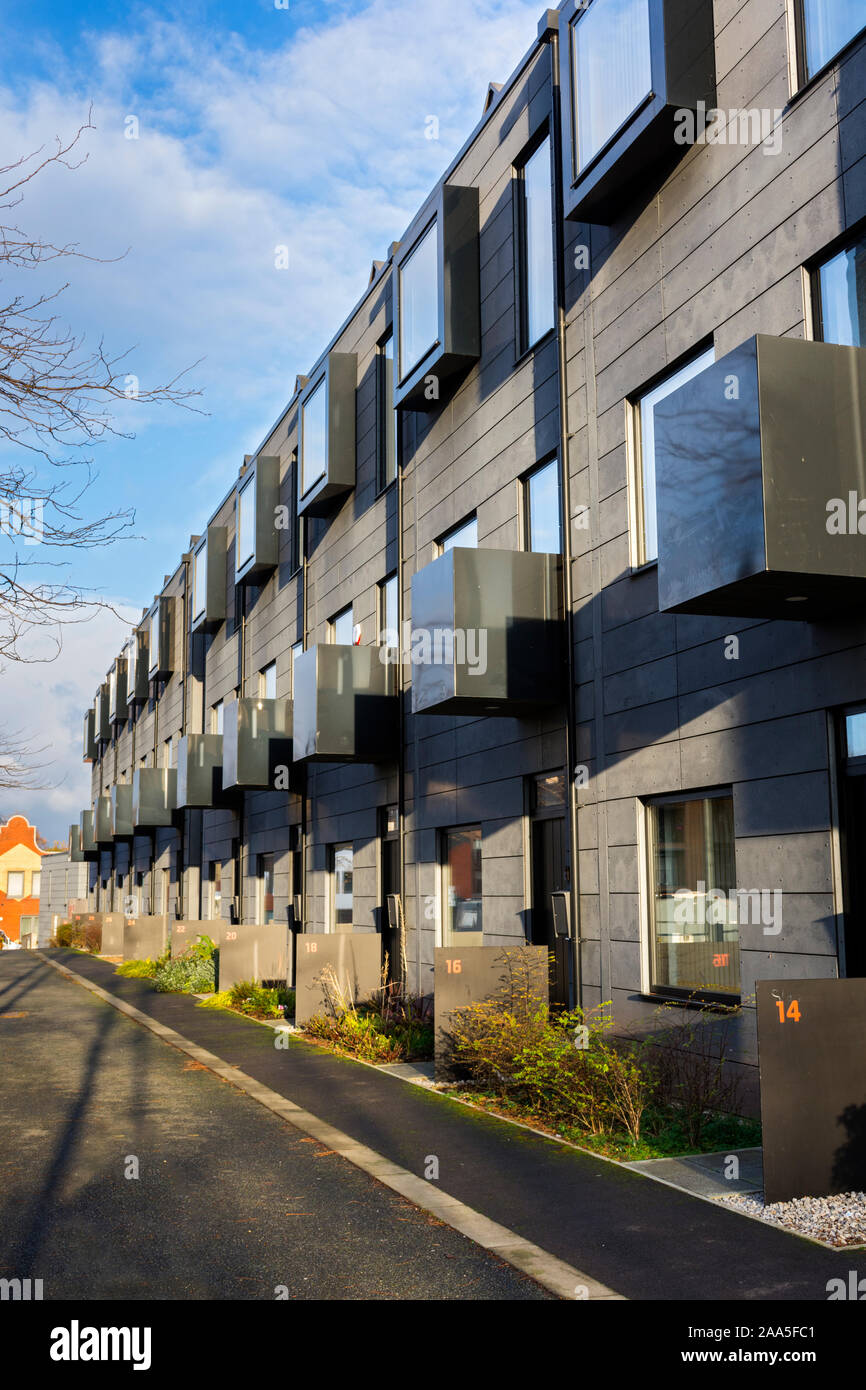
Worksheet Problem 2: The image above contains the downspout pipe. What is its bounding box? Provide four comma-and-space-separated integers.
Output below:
544, 9, 582, 1009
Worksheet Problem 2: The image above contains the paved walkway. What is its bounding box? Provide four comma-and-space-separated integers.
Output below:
0, 952, 550, 1300
33, 949, 858, 1300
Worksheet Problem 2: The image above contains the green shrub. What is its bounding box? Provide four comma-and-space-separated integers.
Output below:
302, 968, 434, 1063
116, 958, 160, 978
152, 953, 216, 994
51, 920, 101, 953
227, 979, 292, 1018
304, 1008, 406, 1063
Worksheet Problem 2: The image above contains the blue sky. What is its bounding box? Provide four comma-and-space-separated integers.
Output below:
0, 0, 541, 841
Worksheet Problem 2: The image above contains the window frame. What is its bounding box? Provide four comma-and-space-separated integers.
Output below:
397, 218, 441, 384
642, 788, 740, 1006
377, 328, 399, 492
792, 0, 866, 89
514, 126, 556, 358
438, 515, 478, 555
628, 342, 715, 569
811, 226, 866, 347
331, 842, 354, 932
523, 456, 562, 554
329, 605, 354, 646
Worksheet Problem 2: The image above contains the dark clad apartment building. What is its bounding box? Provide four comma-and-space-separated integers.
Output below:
77, 0, 866, 1089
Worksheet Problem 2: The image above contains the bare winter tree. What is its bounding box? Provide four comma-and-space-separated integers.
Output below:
0, 113, 203, 789
0, 111, 201, 668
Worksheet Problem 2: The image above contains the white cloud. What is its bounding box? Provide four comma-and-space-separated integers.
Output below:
0, 602, 138, 845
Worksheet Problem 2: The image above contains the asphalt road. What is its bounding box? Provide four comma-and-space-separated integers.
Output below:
0, 952, 550, 1300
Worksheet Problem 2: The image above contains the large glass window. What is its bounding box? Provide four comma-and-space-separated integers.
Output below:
193, 541, 206, 622
31, 871, 41, 897
237, 478, 256, 568
439, 515, 478, 553
816, 234, 866, 347
442, 826, 483, 948
378, 330, 398, 489
379, 573, 398, 650
573, 0, 653, 172
518, 137, 555, 350
646, 793, 739, 1000
525, 458, 562, 553
800, 0, 865, 81
258, 853, 275, 925
6, 871, 24, 898
149, 609, 159, 670
399, 222, 439, 378
211, 700, 224, 735
127, 636, 138, 697
330, 606, 354, 646
333, 844, 353, 929
209, 860, 222, 920
633, 346, 715, 564
301, 378, 327, 495
290, 640, 303, 696
260, 661, 277, 700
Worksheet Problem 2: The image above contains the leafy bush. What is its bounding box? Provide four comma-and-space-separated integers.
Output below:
50, 920, 101, 953
152, 953, 216, 994
640, 997, 748, 1148
226, 979, 293, 1019
449, 994, 649, 1144
304, 1008, 407, 1062
302, 965, 433, 1062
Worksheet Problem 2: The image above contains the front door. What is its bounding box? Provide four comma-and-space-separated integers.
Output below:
530, 813, 570, 1006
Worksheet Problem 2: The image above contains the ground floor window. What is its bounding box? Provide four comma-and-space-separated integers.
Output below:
208, 861, 222, 920
332, 844, 353, 929
442, 826, 483, 948
645, 791, 739, 1001
258, 853, 275, 924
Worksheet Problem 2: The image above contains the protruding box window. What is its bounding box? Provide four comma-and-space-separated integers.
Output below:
146, 597, 174, 681
83, 708, 96, 762
191, 525, 227, 631
410, 548, 565, 717
292, 645, 397, 763
235, 456, 280, 582
95, 684, 111, 741
560, 0, 716, 224
393, 185, 480, 410
126, 628, 149, 705
297, 354, 357, 517
108, 658, 127, 723
653, 335, 866, 619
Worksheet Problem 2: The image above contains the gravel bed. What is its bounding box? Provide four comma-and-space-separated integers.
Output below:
719, 1190, 866, 1246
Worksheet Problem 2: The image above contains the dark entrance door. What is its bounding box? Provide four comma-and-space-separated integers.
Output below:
839, 709, 866, 978
380, 805, 402, 983
530, 813, 570, 1006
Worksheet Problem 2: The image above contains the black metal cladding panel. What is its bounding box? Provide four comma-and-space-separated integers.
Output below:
410, 548, 566, 716
109, 660, 127, 722
560, 0, 716, 224
292, 645, 397, 763
236, 456, 280, 582
393, 184, 480, 410
110, 784, 134, 839
297, 353, 357, 518
176, 734, 223, 807
82, 708, 96, 762
132, 767, 177, 828
79, 809, 97, 856
222, 697, 294, 789
655, 339, 766, 614
94, 795, 113, 847
191, 525, 227, 631
760, 337, 866, 580
757, 979, 866, 1203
